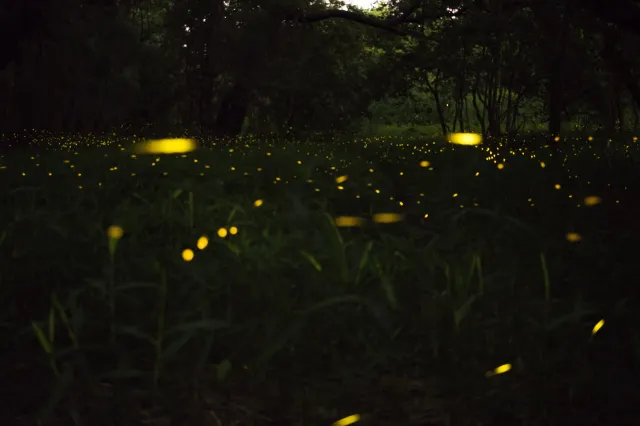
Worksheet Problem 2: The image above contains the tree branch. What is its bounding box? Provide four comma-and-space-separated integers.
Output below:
286, 2, 466, 38
297, 9, 415, 35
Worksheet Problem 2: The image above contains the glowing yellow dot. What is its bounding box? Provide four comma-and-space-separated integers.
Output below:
217, 228, 228, 238
448, 133, 482, 146
497, 163, 504, 170
133, 138, 198, 155
107, 225, 124, 240
633, 136, 638, 142
372, 213, 404, 223
333, 414, 361, 426
336, 175, 348, 183
540, 162, 546, 168
486, 363, 512, 377
419, 160, 430, 167
554, 136, 560, 142
566, 232, 582, 242
554, 184, 561, 190
182, 249, 195, 262
588, 136, 594, 141
592, 319, 605, 335
335, 216, 366, 227
254, 199, 263, 207
197, 236, 209, 250
229, 226, 238, 235
584, 195, 601, 206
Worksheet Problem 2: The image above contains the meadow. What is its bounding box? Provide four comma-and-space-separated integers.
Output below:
2, 132, 640, 426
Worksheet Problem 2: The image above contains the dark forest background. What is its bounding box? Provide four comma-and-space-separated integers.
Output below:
2, 0, 640, 141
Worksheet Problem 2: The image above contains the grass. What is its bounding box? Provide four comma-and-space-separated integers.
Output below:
359, 123, 444, 139
1, 132, 640, 426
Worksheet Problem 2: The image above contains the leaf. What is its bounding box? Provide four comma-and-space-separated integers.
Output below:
301, 295, 392, 332
324, 213, 348, 282
85, 278, 106, 295
216, 359, 233, 383
131, 192, 151, 205
354, 240, 373, 285
52, 293, 78, 348
454, 295, 478, 331
300, 294, 367, 316
48, 304, 56, 344
116, 326, 155, 345
225, 241, 241, 255
195, 334, 216, 374
115, 281, 158, 293
227, 206, 238, 223
162, 331, 196, 362
39, 363, 75, 425
31, 321, 53, 354
171, 189, 183, 199
165, 319, 229, 337
252, 320, 306, 369
380, 274, 398, 310
300, 250, 322, 272
546, 309, 594, 331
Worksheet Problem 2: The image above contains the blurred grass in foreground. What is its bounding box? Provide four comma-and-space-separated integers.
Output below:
1, 132, 640, 426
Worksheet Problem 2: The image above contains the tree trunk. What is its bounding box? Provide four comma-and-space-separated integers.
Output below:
547, 68, 563, 136
471, 81, 486, 137
615, 86, 625, 132
425, 75, 448, 136
601, 31, 640, 112
631, 100, 639, 130
214, 83, 250, 138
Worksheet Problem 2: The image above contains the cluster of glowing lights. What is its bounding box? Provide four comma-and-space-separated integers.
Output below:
181, 227, 240, 262
335, 213, 405, 227
5, 133, 624, 416
105, 223, 239, 263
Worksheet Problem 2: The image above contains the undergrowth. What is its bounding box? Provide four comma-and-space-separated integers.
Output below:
1, 133, 639, 426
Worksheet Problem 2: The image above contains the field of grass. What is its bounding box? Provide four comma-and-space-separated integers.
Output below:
2, 132, 640, 426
